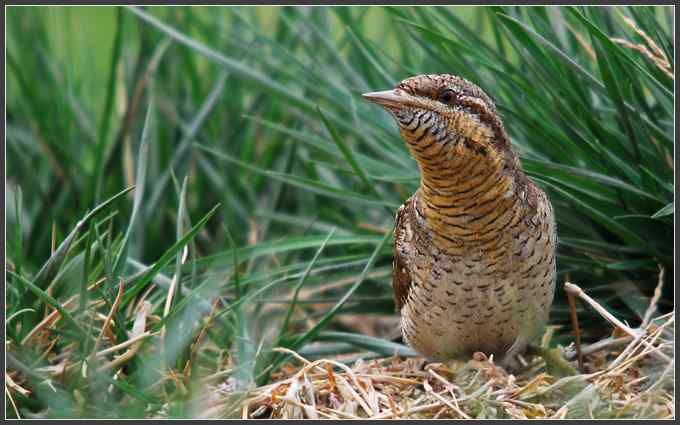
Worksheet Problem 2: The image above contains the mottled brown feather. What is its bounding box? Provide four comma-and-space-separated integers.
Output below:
392, 199, 413, 311
365, 74, 556, 365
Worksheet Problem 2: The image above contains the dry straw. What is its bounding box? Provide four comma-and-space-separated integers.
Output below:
199, 273, 673, 419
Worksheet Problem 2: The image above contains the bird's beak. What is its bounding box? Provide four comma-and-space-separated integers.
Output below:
362, 89, 407, 109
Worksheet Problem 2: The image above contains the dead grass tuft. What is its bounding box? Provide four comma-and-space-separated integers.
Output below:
198, 281, 674, 419
612, 13, 673, 79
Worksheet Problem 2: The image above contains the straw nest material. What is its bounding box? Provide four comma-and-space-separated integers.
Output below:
197, 287, 674, 419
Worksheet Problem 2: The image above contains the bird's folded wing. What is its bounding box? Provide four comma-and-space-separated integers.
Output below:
393, 199, 414, 312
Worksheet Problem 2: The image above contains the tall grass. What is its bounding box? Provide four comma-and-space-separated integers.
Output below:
6, 5, 673, 418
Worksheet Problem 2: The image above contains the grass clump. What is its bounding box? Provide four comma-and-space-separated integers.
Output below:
188, 310, 675, 419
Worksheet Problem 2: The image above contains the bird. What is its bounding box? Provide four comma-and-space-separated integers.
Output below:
363, 74, 556, 366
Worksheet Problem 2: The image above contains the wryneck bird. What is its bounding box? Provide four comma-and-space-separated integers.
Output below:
363, 74, 556, 366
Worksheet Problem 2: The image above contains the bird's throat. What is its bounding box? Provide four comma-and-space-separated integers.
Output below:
404, 129, 522, 250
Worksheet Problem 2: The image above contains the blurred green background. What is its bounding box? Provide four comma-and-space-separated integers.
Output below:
6, 5, 674, 418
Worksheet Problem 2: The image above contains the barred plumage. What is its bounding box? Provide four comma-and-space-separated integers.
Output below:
364, 74, 556, 365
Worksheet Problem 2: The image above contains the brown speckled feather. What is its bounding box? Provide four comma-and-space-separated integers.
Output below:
364, 74, 556, 366
392, 199, 414, 311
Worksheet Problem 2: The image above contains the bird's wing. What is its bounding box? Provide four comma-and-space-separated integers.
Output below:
393, 198, 414, 312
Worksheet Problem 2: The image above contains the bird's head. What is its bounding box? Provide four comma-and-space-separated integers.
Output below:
363, 74, 511, 163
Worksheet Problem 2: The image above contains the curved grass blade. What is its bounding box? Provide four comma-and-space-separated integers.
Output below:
316, 331, 417, 357
112, 101, 154, 277
279, 227, 337, 339
651, 202, 673, 219
125, 6, 315, 114
537, 177, 651, 252
146, 70, 228, 215
567, 7, 672, 97
524, 158, 665, 203
284, 228, 392, 359
10, 271, 84, 337
91, 7, 124, 204
122, 203, 221, 306
317, 107, 387, 207
31, 186, 134, 289
196, 143, 398, 208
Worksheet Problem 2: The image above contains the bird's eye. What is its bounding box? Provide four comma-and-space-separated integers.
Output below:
438, 89, 455, 104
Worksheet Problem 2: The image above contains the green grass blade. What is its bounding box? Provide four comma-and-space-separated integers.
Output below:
196, 143, 398, 208
289, 228, 392, 351
317, 107, 383, 202
10, 271, 84, 336
32, 186, 134, 289
91, 7, 124, 204
315, 331, 417, 357
279, 227, 337, 338
651, 202, 673, 219
112, 101, 153, 276
122, 203, 220, 306
567, 7, 672, 97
